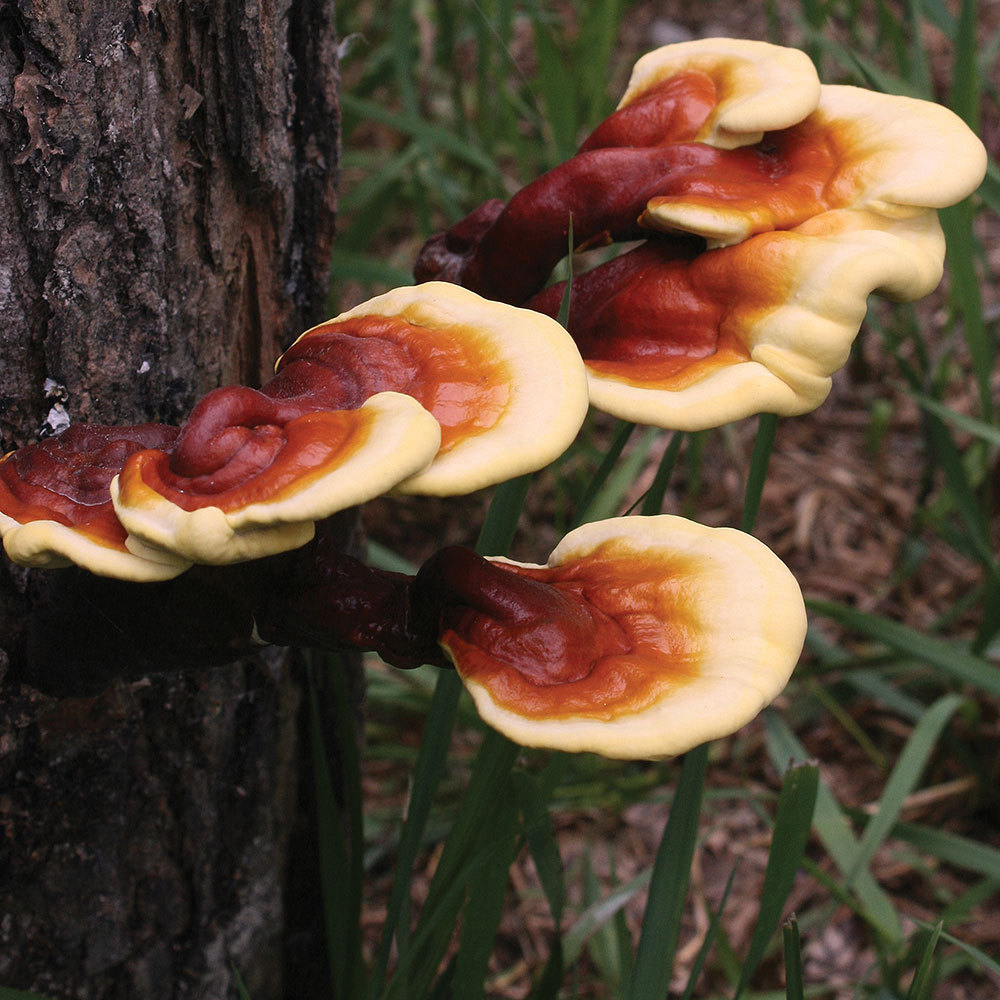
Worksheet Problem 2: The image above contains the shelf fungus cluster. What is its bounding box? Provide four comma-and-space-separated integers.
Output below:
2, 284, 588, 578
4, 36, 985, 759
0, 279, 807, 758
416, 37, 988, 431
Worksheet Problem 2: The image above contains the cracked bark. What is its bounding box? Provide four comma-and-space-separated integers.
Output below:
0, 1, 342, 996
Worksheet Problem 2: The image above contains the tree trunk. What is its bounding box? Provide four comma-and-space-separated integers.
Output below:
0, 1, 341, 995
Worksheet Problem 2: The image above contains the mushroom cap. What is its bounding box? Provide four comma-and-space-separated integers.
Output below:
619, 38, 821, 150
642, 84, 989, 246
112, 391, 441, 565
0, 426, 191, 581
442, 515, 806, 759
579, 208, 946, 430
282, 282, 590, 496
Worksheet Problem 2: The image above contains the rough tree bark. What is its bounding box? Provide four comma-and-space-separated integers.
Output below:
0, 1, 342, 995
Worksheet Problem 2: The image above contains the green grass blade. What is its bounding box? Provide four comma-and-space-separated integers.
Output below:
782, 918, 805, 1000
848, 695, 964, 887
910, 390, 1000, 446
516, 770, 567, 1000
563, 868, 653, 965
329, 248, 415, 289
765, 712, 902, 941
394, 732, 521, 998
906, 921, 943, 1000
339, 93, 501, 177
679, 864, 739, 1000
0, 991, 57, 1000
231, 965, 253, 1000
891, 820, 1000, 878
572, 421, 635, 524
640, 431, 685, 516
950, 0, 981, 130
369, 670, 463, 997
477, 474, 532, 555
578, 425, 660, 524
807, 599, 1000, 697
626, 743, 709, 1000
557, 219, 575, 328
573, 0, 624, 126
308, 663, 363, 998
532, 21, 578, 160
914, 922, 1000, 977
741, 414, 779, 534
514, 770, 566, 926
452, 778, 522, 999
734, 762, 819, 999
939, 202, 991, 418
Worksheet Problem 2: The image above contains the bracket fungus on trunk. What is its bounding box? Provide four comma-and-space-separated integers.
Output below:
415, 37, 987, 431
108, 282, 588, 565
0, 283, 588, 572
0, 424, 191, 581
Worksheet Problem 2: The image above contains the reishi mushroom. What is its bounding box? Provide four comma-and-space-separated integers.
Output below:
415, 37, 988, 431
1, 283, 588, 571
0, 423, 191, 581
429, 515, 806, 758
109, 282, 588, 564
0, 271, 807, 757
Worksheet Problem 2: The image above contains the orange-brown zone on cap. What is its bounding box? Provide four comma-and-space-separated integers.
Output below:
120, 408, 378, 513
643, 114, 844, 237
0, 425, 178, 548
280, 314, 512, 454
527, 237, 799, 389
116, 313, 511, 512
441, 539, 703, 721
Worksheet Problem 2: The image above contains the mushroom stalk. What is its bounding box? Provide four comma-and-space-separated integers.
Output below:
17, 519, 625, 695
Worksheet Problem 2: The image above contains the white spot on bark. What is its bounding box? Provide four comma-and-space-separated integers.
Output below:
43, 404, 71, 435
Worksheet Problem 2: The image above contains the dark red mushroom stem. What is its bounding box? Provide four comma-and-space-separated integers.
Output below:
415, 144, 723, 305
17, 515, 618, 698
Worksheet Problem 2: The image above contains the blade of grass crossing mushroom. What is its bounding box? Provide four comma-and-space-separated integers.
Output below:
476, 474, 532, 555
638, 431, 685, 517
625, 743, 708, 1000
679, 864, 738, 1000
383, 473, 537, 996
906, 921, 944, 1000
806, 599, 1000, 697
846, 694, 965, 887
733, 761, 819, 1000
782, 918, 806, 1000
741, 414, 779, 534
571, 420, 635, 525
576, 425, 659, 525
764, 711, 903, 941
